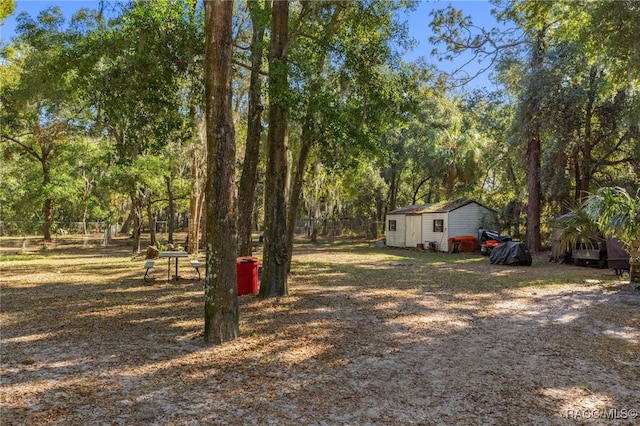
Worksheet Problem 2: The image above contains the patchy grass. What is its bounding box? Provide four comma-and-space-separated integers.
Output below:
1, 237, 638, 424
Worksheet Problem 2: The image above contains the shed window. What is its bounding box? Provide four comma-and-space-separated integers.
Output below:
433, 219, 444, 233
388, 220, 397, 231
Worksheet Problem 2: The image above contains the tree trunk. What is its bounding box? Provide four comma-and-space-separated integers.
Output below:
524, 28, 547, 253
577, 66, 598, 199
166, 175, 175, 244
121, 208, 134, 235
388, 162, 399, 212
237, 0, 267, 257
203, 0, 239, 344
188, 115, 206, 254
286, 132, 313, 273
369, 219, 378, 239
260, 0, 290, 298
526, 130, 542, 252
196, 184, 206, 250
42, 161, 53, 242
146, 189, 157, 247
81, 168, 90, 235
132, 192, 143, 253
444, 165, 456, 200
188, 151, 203, 254
43, 197, 53, 242
572, 144, 582, 201
81, 203, 88, 235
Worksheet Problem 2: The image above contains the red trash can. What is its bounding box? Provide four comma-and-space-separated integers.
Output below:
236, 257, 259, 295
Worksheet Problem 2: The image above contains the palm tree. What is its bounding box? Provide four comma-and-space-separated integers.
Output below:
584, 187, 640, 282
554, 204, 603, 260
584, 187, 640, 250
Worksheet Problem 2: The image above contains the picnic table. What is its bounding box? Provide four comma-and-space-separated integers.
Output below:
159, 251, 189, 281
143, 250, 202, 282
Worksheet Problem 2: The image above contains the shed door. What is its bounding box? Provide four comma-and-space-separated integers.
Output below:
406, 215, 422, 248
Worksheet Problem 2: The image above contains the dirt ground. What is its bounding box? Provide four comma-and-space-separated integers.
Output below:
1, 238, 639, 425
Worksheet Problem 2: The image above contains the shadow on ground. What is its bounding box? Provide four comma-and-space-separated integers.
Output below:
1, 239, 638, 424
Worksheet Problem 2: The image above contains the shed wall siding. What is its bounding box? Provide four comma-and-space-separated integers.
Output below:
386, 214, 406, 247
422, 213, 448, 251
448, 204, 483, 238
450, 204, 499, 236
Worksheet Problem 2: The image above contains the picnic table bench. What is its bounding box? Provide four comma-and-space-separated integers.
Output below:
190, 259, 202, 280
144, 260, 155, 281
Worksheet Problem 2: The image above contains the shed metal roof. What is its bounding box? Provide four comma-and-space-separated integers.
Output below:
388, 198, 498, 215
387, 204, 433, 215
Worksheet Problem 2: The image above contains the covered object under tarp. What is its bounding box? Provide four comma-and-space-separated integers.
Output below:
607, 238, 630, 274
490, 242, 533, 266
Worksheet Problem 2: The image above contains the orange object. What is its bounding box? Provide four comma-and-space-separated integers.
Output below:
448, 236, 479, 252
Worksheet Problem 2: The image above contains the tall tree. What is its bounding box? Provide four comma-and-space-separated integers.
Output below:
76, 0, 199, 252
237, 0, 268, 257
285, 2, 346, 272
187, 115, 206, 254
1, 7, 84, 241
283, 0, 415, 265
519, 25, 547, 252
203, 0, 239, 344
260, 0, 290, 297
430, 0, 568, 251
183, 0, 206, 255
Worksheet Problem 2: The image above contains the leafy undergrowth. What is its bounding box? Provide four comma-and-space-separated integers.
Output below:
1, 238, 638, 424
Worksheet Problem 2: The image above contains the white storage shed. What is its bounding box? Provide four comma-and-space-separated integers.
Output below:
385, 204, 433, 248
385, 199, 499, 252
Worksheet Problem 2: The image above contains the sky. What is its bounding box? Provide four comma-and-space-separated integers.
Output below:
1, 0, 500, 90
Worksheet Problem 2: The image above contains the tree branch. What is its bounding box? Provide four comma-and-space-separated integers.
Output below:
0, 133, 43, 161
